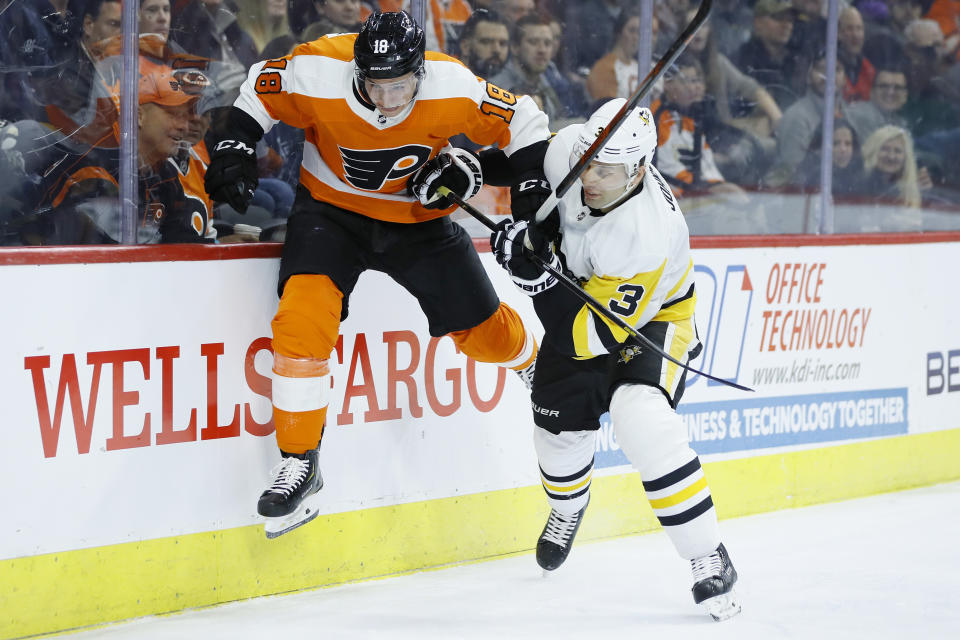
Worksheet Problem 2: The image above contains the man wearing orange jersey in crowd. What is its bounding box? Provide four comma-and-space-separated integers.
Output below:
205, 10, 551, 538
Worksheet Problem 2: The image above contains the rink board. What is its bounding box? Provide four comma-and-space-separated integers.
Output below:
2, 237, 960, 638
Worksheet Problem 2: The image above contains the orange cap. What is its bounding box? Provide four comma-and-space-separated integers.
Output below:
139, 69, 198, 107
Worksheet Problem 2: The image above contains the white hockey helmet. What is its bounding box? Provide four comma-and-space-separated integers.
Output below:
571, 98, 658, 180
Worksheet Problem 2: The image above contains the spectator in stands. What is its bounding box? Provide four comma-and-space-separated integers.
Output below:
859, 124, 936, 210
894, 20, 959, 148
768, 51, 849, 187
586, 10, 645, 102
557, 0, 624, 79
674, 9, 777, 187
34, 66, 212, 245
490, 12, 573, 127
141, 0, 172, 40
891, 0, 927, 35
846, 66, 910, 143
685, 9, 782, 140
793, 119, 866, 199
171, 0, 260, 69
789, 0, 826, 58
0, 0, 84, 121
924, 0, 960, 62
650, 55, 749, 206
31, 0, 124, 123
286, 0, 316, 39
735, 0, 809, 110
654, 0, 694, 42
301, 0, 365, 42
863, 0, 924, 66
497, 0, 535, 23
85, 0, 124, 44
710, 0, 754, 58
458, 8, 511, 77
175, 96, 217, 241
838, 6, 876, 102
236, 0, 295, 56
542, 13, 588, 118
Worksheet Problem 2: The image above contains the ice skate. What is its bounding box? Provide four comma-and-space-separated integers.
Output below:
258, 447, 323, 539
514, 358, 536, 390
691, 543, 741, 621
536, 497, 588, 573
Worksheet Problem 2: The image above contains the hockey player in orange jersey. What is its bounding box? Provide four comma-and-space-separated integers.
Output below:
204, 10, 551, 539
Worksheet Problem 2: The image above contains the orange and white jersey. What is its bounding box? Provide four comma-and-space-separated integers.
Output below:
173, 141, 217, 240
650, 99, 724, 191
233, 33, 550, 224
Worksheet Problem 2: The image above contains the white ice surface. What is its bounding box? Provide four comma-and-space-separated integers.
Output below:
64, 482, 960, 640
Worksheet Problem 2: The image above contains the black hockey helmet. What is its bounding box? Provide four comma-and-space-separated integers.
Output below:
354, 10, 426, 81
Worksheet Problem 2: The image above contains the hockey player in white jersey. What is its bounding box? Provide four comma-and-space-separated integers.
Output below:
491, 98, 740, 621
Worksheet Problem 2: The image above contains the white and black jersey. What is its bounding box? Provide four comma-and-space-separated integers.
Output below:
533, 124, 698, 362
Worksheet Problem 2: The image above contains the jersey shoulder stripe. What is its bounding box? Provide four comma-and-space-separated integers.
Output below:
292, 33, 357, 62
425, 50, 467, 67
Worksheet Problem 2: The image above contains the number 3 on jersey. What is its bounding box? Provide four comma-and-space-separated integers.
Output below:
609, 283, 645, 316
481, 83, 516, 123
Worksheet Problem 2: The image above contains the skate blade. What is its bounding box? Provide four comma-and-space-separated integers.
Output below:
701, 589, 741, 621
263, 492, 322, 539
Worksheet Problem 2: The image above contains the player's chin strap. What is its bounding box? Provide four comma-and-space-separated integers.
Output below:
533, 0, 713, 224
437, 186, 753, 393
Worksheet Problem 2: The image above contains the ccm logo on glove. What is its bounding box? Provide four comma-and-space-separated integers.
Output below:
214, 139, 256, 156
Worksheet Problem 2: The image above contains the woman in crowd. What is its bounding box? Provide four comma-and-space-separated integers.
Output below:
795, 119, 866, 199
236, 0, 296, 56
859, 124, 928, 207
586, 11, 646, 102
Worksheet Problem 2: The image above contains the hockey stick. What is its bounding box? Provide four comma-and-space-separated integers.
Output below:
533, 0, 713, 223
438, 186, 753, 392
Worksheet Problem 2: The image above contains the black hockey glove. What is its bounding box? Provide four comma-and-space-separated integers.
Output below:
490, 219, 561, 296
407, 148, 483, 209
204, 107, 264, 214
509, 171, 554, 223
205, 138, 259, 213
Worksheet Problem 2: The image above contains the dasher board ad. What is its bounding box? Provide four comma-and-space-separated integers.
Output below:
2, 242, 958, 559
595, 242, 957, 468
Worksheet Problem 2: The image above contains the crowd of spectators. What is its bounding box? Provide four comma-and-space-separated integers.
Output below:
1, 0, 959, 245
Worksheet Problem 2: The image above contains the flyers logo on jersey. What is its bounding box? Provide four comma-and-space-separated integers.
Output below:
339, 144, 432, 191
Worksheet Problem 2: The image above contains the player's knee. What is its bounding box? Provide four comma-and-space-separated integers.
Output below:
533, 427, 596, 474
449, 302, 534, 367
610, 384, 690, 475
272, 274, 343, 359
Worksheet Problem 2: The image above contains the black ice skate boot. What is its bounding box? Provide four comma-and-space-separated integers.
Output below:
258, 447, 323, 539
536, 498, 589, 572
691, 543, 741, 621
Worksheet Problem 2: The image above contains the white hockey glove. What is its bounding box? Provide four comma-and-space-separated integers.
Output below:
490, 219, 561, 296
407, 147, 483, 209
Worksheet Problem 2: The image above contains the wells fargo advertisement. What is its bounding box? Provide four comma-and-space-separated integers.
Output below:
2, 242, 958, 561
